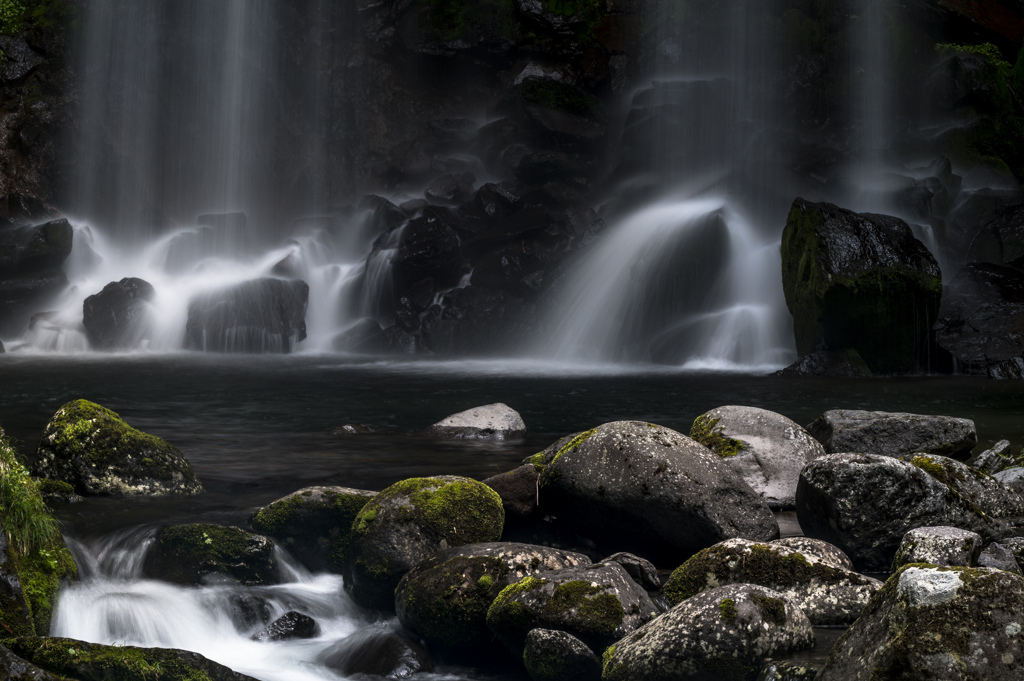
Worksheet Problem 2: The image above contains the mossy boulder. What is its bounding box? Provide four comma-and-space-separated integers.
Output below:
394, 541, 590, 653
662, 538, 880, 626
249, 485, 376, 573
602, 584, 814, 681
523, 628, 600, 681
0, 643, 65, 681
807, 409, 978, 459
902, 453, 1024, 519
32, 399, 203, 497
536, 421, 778, 564
485, 561, 657, 656
1, 636, 259, 681
891, 526, 983, 571
780, 198, 941, 374
817, 565, 1024, 680
143, 523, 277, 586
343, 475, 505, 610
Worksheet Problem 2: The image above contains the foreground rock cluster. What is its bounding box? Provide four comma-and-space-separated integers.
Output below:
4, 398, 1024, 680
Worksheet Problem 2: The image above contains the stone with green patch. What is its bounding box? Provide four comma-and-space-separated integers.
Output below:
891, 525, 982, 571
143, 523, 277, 586
522, 628, 600, 681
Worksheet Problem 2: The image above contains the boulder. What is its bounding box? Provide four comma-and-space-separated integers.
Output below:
934, 263, 1024, 378
689, 406, 825, 510
994, 466, 1024, 496
482, 464, 541, 521
227, 593, 270, 633
602, 552, 660, 592
343, 475, 505, 610
968, 439, 1016, 474
320, 627, 432, 677
902, 453, 1024, 518
390, 217, 463, 293
771, 536, 855, 570
185, 278, 308, 353
817, 565, 1024, 681
796, 453, 1005, 571
602, 584, 814, 681
755, 661, 819, 681
426, 402, 526, 440
251, 611, 319, 641
31, 399, 203, 496
1, 636, 259, 681
419, 286, 537, 355
891, 526, 983, 570
395, 542, 590, 653
249, 486, 376, 573
0, 643, 65, 681
977, 542, 1023, 575
523, 628, 600, 681
662, 538, 881, 626
424, 172, 475, 205
1004, 537, 1024, 572
535, 421, 778, 564
775, 348, 873, 377
143, 523, 277, 586
0, 219, 73, 333
806, 409, 977, 458
780, 198, 941, 374
82, 277, 155, 350
486, 561, 658, 655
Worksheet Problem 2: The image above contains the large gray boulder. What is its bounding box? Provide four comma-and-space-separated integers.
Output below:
394, 542, 590, 653
486, 561, 658, 656
690, 406, 825, 510
807, 409, 977, 458
817, 565, 1024, 681
82, 277, 155, 350
662, 538, 881, 626
185, 278, 308, 353
602, 584, 814, 681
426, 403, 526, 440
994, 466, 1024, 496
891, 526, 983, 571
536, 421, 778, 563
343, 476, 505, 610
796, 453, 1004, 571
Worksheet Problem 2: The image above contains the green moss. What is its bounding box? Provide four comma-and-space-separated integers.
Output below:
385, 477, 505, 544
525, 452, 547, 466
689, 416, 746, 458
146, 523, 274, 586
549, 580, 625, 637
550, 428, 598, 466
477, 574, 494, 589
719, 597, 737, 624
601, 645, 621, 678
354, 506, 378, 534
34, 478, 74, 497
750, 593, 787, 626
487, 575, 547, 638
20, 544, 76, 634
1, 433, 61, 555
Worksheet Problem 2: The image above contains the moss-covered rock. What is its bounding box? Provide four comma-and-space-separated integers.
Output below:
602, 583, 813, 681
249, 486, 375, 573
1, 636, 259, 681
143, 523, 277, 586
780, 198, 942, 374
485, 561, 656, 656
394, 541, 590, 652
32, 399, 203, 497
662, 538, 880, 626
817, 564, 1024, 680
0, 642, 66, 681
343, 475, 505, 610
522, 628, 600, 681
891, 525, 982, 571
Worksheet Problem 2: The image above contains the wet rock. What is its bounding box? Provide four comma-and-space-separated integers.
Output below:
424, 172, 475, 205
332, 317, 383, 352
32, 399, 203, 497
331, 424, 376, 435
891, 526, 982, 570
513, 151, 595, 185
249, 486, 376, 573
1004, 537, 1024, 571
690, 406, 825, 510
536, 421, 778, 564
602, 552, 660, 591
82, 277, 155, 350
395, 541, 590, 653
897, 453, 1024, 518
662, 538, 881, 626
0, 219, 73, 333
251, 611, 319, 642
520, 76, 607, 148
144, 523, 277, 586
33, 478, 83, 504
780, 198, 941, 374
185, 278, 309, 353
602, 584, 814, 681
320, 626, 432, 678
523, 628, 600, 681
390, 216, 463, 293
228, 593, 271, 632
796, 453, 1004, 571
483, 464, 541, 521
968, 439, 1016, 474
0, 643, 65, 681
426, 402, 526, 440
470, 246, 546, 297
994, 466, 1024, 496
0, 36, 45, 82
775, 348, 873, 377
0, 339, 4, 353
817, 565, 1024, 681
755, 661, 819, 681
486, 561, 658, 655
806, 409, 977, 458
934, 263, 1024, 378
358, 195, 408, 233
343, 476, 504, 610
977, 542, 1023, 576
2, 636, 259, 681
419, 286, 537, 355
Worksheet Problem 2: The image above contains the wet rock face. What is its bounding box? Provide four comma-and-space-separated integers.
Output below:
663, 538, 881, 626
320, 627, 432, 678
82, 277, 155, 350
807, 409, 977, 459
184, 278, 309, 353
780, 198, 942, 374
522, 628, 601, 681
796, 453, 1006, 571
0, 642, 66, 681
0, 219, 73, 334
143, 523, 277, 586
32, 399, 203, 497
817, 565, 1024, 681
775, 348, 873, 377
690, 406, 825, 510
395, 541, 590, 652
251, 611, 319, 642
427, 402, 526, 440
537, 421, 778, 564
891, 526, 982, 571
602, 584, 814, 681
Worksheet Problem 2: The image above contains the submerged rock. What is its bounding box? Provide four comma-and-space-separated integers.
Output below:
185, 278, 309, 353
775, 348, 872, 377
320, 626, 432, 678
143, 523, 277, 586
249, 486, 376, 573
817, 565, 1024, 681
343, 476, 505, 610
602, 584, 814, 681
807, 409, 977, 458
251, 611, 319, 642
82, 277, 155, 350
426, 402, 526, 440
891, 526, 983, 570
690, 406, 825, 510
31, 399, 203, 497
523, 628, 600, 681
